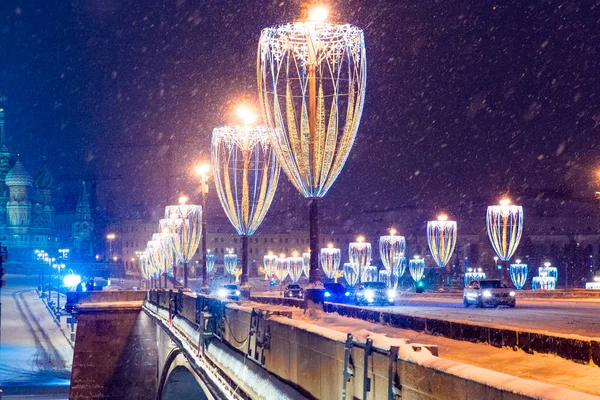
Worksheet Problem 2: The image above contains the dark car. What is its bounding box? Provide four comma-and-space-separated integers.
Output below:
463, 279, 515, 308
284, 284, 304, 299
354, 282, 396, 306
217, 284, 241, 300
323, 283, 353, 303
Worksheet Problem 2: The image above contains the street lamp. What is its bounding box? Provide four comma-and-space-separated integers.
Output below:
52, 262, 65, 314
194, 163, 212, 291
106, 233, 116, 260
258, 3, 367, 307
211, 105, 280, 297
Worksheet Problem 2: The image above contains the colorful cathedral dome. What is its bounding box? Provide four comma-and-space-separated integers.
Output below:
33, 164, 57, 190
5, 160, 33, 187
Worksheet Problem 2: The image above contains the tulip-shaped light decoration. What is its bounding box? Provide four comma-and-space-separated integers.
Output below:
224, 249, 238, 277
274, 254, 289, 283
343, 262, 359, 287
486, 199, 523, 264
379, 270, 391, 287
320, 244, 341, 280
159, 218, 182, 278
165, 197, 202, 288
302, 252, 311, 278
409, 256, 425, 283
379, 229, 405, 273
349, 236, 371, 283
464, 268, 487, 286
211, 107, 280, 295
206, 253, 216, 274
287, 254, 304, 283
427, 215, 457, 268
258, 5, 367, 293
263, 252, 278, 279
362, 265, 378, 283
510, 260, 528, 290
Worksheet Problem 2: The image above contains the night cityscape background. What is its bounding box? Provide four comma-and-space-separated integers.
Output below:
2, 1, 600, 399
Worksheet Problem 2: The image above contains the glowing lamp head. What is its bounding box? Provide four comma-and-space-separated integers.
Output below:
179, 196, 188, 205
544, 261, 551, 267
268, 251, 273, 256
414, 255, 421, 260
292, 251, 299, 257
516, 259, 521, 264
279, 253, 286, 259
195, 164, 210, 176
499, 198, 511, 206
327, 243, 333, 249
437, 214, 448, 222
106, 233, 116, 240
308, 5, 329, 22
237, 105, 257, 125
389, 228, 397, 236
356, 236, 365, 243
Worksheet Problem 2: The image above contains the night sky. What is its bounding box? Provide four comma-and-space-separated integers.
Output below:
2, 0, 599, 225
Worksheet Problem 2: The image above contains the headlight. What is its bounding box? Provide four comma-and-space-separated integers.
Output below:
386, 289, 396, 298
367, 297, 375, 303
324, 291, 331, 298
365, 289, 375, 299
235, 290, 241, 296
288, 292, 293, 297
344, 291, 350, 296
217, 288, 227, 297
509, 291, 516, 297
483, 290, 492, 298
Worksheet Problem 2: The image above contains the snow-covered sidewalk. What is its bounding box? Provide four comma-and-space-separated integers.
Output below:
0, 275, 73, 398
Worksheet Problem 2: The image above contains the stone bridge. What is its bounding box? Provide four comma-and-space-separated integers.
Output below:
66, 290, 599, 400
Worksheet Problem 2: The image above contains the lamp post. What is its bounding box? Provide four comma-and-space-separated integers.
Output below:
53, 262, 65, 313
211, 105, 280, 298
258, 3, 367, 308
106, 233, 116, 261
195, 163, 212, 291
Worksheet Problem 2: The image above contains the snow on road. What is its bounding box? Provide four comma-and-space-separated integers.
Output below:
0, 275, 72, 399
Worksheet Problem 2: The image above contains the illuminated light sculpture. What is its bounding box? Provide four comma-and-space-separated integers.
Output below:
509, 260, 528, 290
464, 268, 486, 287
302, 252, 311, 278
379, 270, 391, 287
362, 265, 378, 283
287, 255, 304, 283
320, 244, 341, 280
224, 249, 238, 278
343, 262, 359, 287
349, 236, 372, 283
532, 276, 555, 290
211, 108, 280, 295
165, 197, 202, 288
274, 254, 289, 283
486, 199, 523, 277
379, 228, 406, 274
427, 215, 457, 268
149, 235, 166, 288
206, 253, 216, 274
533, 262, 557, 290
409, 256, 425, 283
258, 6, 367, 295
159, 218, 183, 278
263, 252, 278, 279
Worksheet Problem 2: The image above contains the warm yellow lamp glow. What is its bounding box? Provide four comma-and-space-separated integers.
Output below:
308, 5, 329, 21
237, 105, 257, 125
179, 196, 188, 205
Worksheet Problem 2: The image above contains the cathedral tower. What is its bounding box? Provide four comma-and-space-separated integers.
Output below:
72, 181, 94, 255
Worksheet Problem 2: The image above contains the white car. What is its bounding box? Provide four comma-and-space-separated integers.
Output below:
463, 279, 516, 308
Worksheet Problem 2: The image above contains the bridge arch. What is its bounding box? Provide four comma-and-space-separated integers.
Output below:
158, 349, 214, 400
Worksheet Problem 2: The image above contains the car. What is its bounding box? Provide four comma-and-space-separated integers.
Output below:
323, 283, 353, 303
216, 284, 241, 301
284, 284, 304, 299
463, 279, 516, 308
354, 282, 396, 306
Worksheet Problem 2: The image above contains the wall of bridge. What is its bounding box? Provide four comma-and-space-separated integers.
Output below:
69, 304, 158, 399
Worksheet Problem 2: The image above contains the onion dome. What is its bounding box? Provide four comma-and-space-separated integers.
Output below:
5, 160, 33, 187
34, 164, 57, 190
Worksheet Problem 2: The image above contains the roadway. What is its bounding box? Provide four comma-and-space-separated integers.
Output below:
368, 296, 600, 338
0, 275, 73, 399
